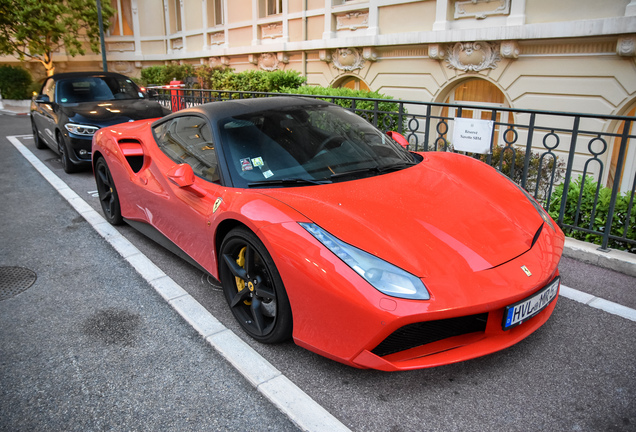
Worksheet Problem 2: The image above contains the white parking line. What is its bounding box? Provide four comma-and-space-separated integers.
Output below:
560, 285, 636, 322
8, 135, 352, 432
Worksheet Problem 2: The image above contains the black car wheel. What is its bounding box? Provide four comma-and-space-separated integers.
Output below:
219, 228, 292, 343
57, 132, 78, 174
95, 158, 123, 225
31, 120, 46, 150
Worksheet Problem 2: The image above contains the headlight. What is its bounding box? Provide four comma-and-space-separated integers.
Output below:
300, 223, 430, 300
65, 123, 100, 136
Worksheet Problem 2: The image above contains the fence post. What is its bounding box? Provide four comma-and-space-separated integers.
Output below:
557, 117, 580, 227
600, 119, 632, 251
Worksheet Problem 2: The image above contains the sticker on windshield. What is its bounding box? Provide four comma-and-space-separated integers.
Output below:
240, 158, 253, 171
263, 170, 274, 178
252, 157, 264, 167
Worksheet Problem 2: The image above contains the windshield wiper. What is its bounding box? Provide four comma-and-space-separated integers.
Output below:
248, 178, 332, 188
330, 162, 416, 180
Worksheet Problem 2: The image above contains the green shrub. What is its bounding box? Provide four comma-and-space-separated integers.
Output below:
0, 65, 33, 100
280, 86, 404, 132
548, 175, 635, 253
140, 64, 195, 85
482, 145, 565, 206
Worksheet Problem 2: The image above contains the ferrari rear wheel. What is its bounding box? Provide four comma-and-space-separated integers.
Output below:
95, 158, 123, 225
219, 228, 292, 344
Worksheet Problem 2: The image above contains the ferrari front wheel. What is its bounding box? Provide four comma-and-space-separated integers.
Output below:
219, 228, 292, 344
95, 158, 123, 225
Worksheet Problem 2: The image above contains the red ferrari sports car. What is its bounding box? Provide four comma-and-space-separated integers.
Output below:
92, 96, 564, 371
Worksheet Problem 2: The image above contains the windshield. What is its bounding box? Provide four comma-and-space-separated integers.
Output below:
219, 104, 417, 188
56, 76, 144, 103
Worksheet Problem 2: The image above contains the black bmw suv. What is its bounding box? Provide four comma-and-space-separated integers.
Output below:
31, 71, 171, 173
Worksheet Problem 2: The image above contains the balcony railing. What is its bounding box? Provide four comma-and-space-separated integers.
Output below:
151, 86, 636, 253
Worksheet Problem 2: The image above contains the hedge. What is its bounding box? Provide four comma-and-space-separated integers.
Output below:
0, 65, 33, 100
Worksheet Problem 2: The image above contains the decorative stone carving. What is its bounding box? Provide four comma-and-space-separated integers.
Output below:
319, 50, 332, 63
332, 48, 365, 71
500, 40, 519, 59
258, 53, 279, 71
445, 42, 501, 72
248, 54, 259, 65
171, 38, 183, 51
107, 42, 135, 52
336, 11, 369, 31
210, 31, 225, 45
362, 47, 377, 62
277, 52, 289, 64
111, 61, 133, 74
209, 56, 229, 67
261, 22, 283, 39
617, 36, 636, 57
455, 0, 510, 20
428, 44, 446, 60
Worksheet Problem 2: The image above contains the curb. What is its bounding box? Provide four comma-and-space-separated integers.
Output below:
563, 237, 636, 278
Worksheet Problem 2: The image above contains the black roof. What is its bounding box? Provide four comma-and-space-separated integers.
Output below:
46, 71, 133, 81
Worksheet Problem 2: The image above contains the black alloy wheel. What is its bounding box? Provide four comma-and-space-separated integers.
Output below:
57, 132, 77, 174
219, 228, 292, 343
32, 120, 46, 150
95, 158, 123, 225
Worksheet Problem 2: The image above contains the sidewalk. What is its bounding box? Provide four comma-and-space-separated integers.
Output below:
0, 99, 30, 115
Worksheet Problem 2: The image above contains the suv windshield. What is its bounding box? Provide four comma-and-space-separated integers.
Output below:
219, 104, 417, 188
56, 76, 144, 103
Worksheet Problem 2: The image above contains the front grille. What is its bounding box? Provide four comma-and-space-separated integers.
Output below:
371, 313, 488, 357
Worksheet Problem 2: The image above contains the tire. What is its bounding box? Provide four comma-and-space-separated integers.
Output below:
219, 228, 293, 343
32, 120, 46, 150
57, 132, 78, 174
94, 158, 123, 225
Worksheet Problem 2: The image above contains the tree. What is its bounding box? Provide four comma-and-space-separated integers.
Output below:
0, 0, 115, 76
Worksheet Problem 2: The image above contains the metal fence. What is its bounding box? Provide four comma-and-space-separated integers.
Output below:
151, 86, 636, 253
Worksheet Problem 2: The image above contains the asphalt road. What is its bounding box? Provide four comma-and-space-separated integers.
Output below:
1, 112, 635, 431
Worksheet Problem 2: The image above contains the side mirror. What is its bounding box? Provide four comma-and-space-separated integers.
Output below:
34, 94, 51, 104
166, 164, 206, 196
145, 89, 159, 99
386, 131, 409, 149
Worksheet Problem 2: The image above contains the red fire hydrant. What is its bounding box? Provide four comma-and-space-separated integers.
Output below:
169, 79, 185, 112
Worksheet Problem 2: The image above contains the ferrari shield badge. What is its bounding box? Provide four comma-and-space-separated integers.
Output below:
213, 197, 223, 213
521, 265, 532, 277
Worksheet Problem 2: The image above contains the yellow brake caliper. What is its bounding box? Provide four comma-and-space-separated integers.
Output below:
234, 247, 252, 305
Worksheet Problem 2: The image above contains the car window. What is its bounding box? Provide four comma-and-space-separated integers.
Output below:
219, 105, 416, 188
56, 76, 144, 103
153, 116, 220, 183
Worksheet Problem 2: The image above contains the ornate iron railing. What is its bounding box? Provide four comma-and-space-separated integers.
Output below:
151, 86, 636, 253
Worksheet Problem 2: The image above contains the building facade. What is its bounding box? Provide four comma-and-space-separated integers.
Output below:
3, 0, 636, 189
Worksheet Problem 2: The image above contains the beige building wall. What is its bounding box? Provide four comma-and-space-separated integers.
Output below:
1, 0, 635, 185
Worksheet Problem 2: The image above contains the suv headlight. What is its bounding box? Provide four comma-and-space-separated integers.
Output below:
65, 123, 100, 136
300, 223, 430, 300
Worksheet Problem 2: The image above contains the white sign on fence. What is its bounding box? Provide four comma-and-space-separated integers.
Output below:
452, 117, 494, 154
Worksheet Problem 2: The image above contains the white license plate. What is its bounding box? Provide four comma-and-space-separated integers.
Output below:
502, 277, 560, 330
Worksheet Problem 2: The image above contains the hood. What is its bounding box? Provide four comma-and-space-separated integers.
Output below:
263, 153, 544, 278
61, 99, 170, 127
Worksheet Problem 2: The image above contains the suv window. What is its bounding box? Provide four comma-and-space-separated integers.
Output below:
153, 116, 220, 183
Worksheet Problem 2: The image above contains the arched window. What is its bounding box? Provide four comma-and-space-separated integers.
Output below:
607, 105, 635, 192
442, 79, 513, 148
334, 76, 370, 92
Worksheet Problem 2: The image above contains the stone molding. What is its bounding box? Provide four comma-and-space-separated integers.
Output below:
454, 0, 510, 20
335, 10, 369, 31
500, 40, 519, 59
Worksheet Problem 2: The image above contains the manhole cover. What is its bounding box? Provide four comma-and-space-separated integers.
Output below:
0, 266, 37, 301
